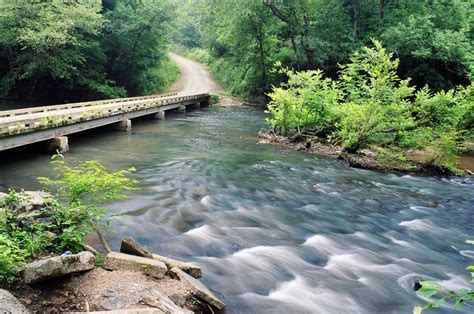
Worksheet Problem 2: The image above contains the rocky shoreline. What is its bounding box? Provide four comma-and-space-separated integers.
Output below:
0, 192, 225, 313
258, 130, 473, 177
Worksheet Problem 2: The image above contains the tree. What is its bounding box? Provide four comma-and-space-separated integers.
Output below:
103, 0, 176, 96
0, 0, 125, 102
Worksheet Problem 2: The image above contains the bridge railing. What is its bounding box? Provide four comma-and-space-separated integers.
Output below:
0, 93, 209, 138
0, 92, 179, 119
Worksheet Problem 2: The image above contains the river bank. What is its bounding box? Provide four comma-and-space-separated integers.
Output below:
258, 130, 474, 176
0, 191, 224, 313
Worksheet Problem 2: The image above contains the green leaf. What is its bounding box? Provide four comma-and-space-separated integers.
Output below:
417, 281, 441, 298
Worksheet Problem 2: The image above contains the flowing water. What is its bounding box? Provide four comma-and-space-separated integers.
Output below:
0, 107, 473, 313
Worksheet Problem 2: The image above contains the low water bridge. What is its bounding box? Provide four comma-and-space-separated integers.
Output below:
0, 93, 210, 153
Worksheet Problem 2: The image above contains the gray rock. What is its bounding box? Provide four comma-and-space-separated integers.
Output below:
104, 252, 167, 279
0, 289, 27, 313
23, 251, 95, 284
100, 283, 192, 314
152, 254, 202, 279
1, 191, 52, 215
171, 267, 225, 310
169, 294, 186, 307
17, 210, 42, 219
17, 191, 52, 213
120, 237, 153, 258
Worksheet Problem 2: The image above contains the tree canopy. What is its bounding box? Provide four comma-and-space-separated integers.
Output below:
0, 0, 178, 104
174, 0, 473, 98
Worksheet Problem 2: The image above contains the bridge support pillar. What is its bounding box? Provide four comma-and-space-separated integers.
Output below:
178, 105, 186, 113
47, 136, 69, 154
153, 110, 165, 120
114, 119, 131, 131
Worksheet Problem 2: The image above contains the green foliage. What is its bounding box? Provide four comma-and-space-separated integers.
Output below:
0, 155, 139, 283
103, 0, 176, 96
266, 40, 472, 172
0, 0, 177, 103
414, 240, 474, 313
267, 68, 341, 135
0, 190, 52, 283
174, 0, 473, 98
38, 154, 138, 206
37, 154, 138, 251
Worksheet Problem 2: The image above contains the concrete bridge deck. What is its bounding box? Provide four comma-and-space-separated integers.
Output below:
0, 92, 210, 152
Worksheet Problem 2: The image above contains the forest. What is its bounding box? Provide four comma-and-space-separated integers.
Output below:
175, 0, 473, 98
0, 0, 178, 104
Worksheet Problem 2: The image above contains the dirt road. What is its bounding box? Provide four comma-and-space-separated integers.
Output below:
169, 53, 222, 96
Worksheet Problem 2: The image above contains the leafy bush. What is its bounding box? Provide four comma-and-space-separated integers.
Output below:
266, 39, 473, 171
267, 68, 341, 136
0, 155, 138, 282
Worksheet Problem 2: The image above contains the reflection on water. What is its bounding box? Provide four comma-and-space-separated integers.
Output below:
0, 107, 473, 313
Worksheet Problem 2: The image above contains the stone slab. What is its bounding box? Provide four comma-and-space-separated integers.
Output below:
152, 254, 202, 279
170, 267, 224, 310
0, 289, 27, 313
23, 251, 94, 284
104, 252, 167, 279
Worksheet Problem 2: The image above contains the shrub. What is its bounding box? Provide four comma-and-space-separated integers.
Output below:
267, 69, 341, 136
266, 39, 472, 172
0, 155, 139, 282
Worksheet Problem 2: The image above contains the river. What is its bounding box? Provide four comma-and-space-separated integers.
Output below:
0, 106, 473, 313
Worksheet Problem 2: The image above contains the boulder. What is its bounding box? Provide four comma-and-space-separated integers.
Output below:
152, 254, 202, 279
169, 294, 186, 308
23, 251, 95, 284
100, 283, 192, 314
1, 191, 52, 215
120, 237, 153, 258
170, 267, 224, 310
0, 289, 27, 313
104, 252, 167, 279
119, 237, 202, 278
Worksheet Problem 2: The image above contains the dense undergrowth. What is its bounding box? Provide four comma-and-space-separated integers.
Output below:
0, 154, 138, 283
265, 41, 473, 173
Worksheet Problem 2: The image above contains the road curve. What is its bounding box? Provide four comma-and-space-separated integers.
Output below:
169, 53, 222, 96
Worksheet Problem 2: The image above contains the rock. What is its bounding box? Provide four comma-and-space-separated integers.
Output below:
152, 254, 202, 279
104, 252, 167, 279
23, 251, 95, 284
0, 289, 27, 313
169, 294, 186, 308
170, 267, 225, 310
119, 237, 202, 278
17, 210, 43, 220
100, 283, 192, 314
191, 187, 208, 197
120, 237, 153, 258
1, 191, 53, 215
24, 191, 52, 207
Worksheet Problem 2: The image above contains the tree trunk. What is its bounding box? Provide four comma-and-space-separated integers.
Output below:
302, 13, 315, 69
380, 0, 385, 26
352, 0, 359, 39
29, 75, 39, 104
